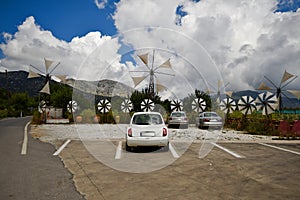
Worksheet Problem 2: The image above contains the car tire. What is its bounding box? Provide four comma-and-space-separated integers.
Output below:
125, 142, 131, 152
163, 143, 169, 152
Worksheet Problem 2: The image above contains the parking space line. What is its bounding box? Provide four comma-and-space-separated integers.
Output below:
259, 143, 300, 155
21, 121, 30, 155
211, 142, 245, 158
115, 141, 122, 159
53, 139, 71, 156
169, 143, 180, 158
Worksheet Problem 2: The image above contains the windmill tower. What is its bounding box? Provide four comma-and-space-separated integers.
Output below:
257, 70, 298, 113
130, 50, 174, 97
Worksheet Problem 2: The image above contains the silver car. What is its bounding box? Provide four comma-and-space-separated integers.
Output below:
196, 112, 223, 129
168, 111, 189, 129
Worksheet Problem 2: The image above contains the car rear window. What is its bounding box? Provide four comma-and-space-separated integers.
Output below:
203, 113, 218, 117
171, 112, 185, 117
133, 114, 163, 125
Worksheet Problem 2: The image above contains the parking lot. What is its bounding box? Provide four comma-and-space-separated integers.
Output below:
56, 138, 300, 200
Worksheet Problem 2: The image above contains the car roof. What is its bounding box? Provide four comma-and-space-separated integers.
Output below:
133, 112, 162, 115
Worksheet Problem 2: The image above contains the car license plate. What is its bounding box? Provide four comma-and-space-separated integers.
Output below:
140, 131, 155, 137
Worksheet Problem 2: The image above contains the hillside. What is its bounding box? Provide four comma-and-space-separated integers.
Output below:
0, 70, 299, 108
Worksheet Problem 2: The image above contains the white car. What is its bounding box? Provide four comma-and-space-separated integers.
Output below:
126, 112, 169, 151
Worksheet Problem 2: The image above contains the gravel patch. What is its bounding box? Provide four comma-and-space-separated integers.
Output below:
30, 124, 275, 143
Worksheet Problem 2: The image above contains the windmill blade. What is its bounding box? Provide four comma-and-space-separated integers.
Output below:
157, 59, 171, 69
225, 91, 233, 97
257, 82, 272, 90
138, 53, 149, 67
287, 90, 300, 99
27, 69, 41, 78
40, 81, 50, 94
131, 76, 148, 87
155, 79, 167, 93
281, 70, 294, 84
44, 58, 54, 74
55, 75, 67, 83
38, 100, 47, 113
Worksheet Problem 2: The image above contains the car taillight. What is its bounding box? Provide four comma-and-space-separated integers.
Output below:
127, 128, 132, 137
184, 117, 187, 120
204, 119, 210, 122
162, 128, 168, 137
169, 117, 172, 120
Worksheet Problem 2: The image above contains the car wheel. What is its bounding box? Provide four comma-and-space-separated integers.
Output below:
125, 142, 131, 152
163, 143, 169, 152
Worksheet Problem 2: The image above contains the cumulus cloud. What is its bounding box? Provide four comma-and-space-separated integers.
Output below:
1, 0, 299, 95
0, 16, 125, 81
113, 0, 300, 91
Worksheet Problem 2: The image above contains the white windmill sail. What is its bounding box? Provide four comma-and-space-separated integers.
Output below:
281, 70, 294, 84
287, 90, 300, 100
131, 76, 147, 87
257, 82, 272, 90
44, 58, 54, 73
158, 59, 171, 69
40, 81, 50, 94
138, 53, 149, 67
27, 69, 41, 78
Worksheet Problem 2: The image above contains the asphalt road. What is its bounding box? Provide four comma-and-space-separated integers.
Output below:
0, 117, 84, 200
59, 140, 300, 200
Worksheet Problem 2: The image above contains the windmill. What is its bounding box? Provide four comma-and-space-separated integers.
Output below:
130, 50, 174, 97
67, 100, 78, 113
219, 96, 236, 114
141, 99, 155, 112
121, 99, 133, 113
192, 98, 207, 113
206, 80, 230, 102
257, 70, 298, 112
97, 99, 111, 113
255, 91, 278, 116
237, 95, 256, 115
27, 58, 63, 95
170, 99, 183, 112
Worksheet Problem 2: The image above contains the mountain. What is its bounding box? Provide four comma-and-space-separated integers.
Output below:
0, 71, 299, 108
0, 70, 134, 98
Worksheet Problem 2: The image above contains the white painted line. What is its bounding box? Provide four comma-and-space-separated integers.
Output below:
169, 143, 180, 158
115, 141, 123, 159
259, 143, 300, 155
211, 142, 245, 158
21, 121, 31, 155
53, 139, 71, 156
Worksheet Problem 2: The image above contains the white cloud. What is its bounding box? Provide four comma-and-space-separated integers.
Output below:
0, 16, 125, 81
94, 0, 108, 9
113, 0, 300, 91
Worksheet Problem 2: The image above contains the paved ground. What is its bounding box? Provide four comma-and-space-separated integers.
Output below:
56, 139, 300, 200
0, 117, 84, 200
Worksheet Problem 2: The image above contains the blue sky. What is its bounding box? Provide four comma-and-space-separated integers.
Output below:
0, 0, 118, 44
0, 0, 299, 91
